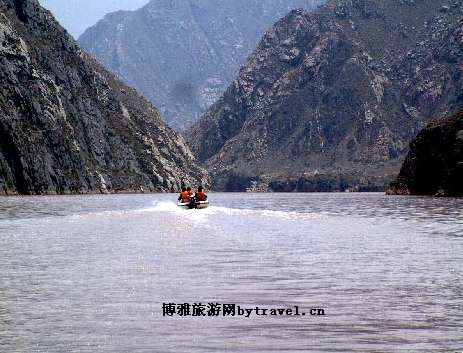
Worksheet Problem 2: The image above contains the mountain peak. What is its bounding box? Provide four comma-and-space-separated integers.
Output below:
187, 0, 463, 191
78, 0, 325, 131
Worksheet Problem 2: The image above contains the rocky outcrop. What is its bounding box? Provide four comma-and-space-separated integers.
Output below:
0, 0, 208, 195
188, 0, 463, 191
78, 0, 324, 131
387, 112, 463, 197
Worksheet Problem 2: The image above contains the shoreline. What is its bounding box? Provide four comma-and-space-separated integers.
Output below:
1, 191, 462, 198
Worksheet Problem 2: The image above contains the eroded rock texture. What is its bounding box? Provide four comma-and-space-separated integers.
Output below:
0, 0, 208, 195
188, 0, 463, 191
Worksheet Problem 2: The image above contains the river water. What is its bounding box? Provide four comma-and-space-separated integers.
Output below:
0, 193, 462, 352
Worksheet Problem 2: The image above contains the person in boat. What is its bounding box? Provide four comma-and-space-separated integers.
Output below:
195, 186, 207, 203
185, 186, 197, 209
178, 187, 191, 204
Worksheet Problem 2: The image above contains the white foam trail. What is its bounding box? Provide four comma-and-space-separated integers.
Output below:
146, 201, 323, 222
0, 200, 324, 226
207, 206, 323, 221
142, 201, 211, 223
143, 201, 183, 214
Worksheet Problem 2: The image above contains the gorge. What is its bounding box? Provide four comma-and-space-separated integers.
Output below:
0, 0, 208, 195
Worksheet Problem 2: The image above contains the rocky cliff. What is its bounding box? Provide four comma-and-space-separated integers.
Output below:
0, 0, 208, 195
387, 112, 463, 197
78, 0, 324, 131
188, 0, 463, 191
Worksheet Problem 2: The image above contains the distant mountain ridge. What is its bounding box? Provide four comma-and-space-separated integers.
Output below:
188, 0, 463, 191
38, 0, 149, 38
0, 0, 208, 195
78, 0, 325, 130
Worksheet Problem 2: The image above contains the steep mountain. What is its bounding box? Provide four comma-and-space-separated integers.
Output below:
0, 0, 208, 195
387, 112, 463, 197
78, 0, 325, 130
188, 0, 463, 191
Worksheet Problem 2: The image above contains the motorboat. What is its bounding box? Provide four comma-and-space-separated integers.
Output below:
177, 200, 209, 210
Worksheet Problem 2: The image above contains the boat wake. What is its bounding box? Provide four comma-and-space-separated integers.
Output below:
145, 201, 323, 222
0, 200, 324, 226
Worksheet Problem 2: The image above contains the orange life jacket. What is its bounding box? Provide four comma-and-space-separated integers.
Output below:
196, 191, 207, 202
180, 191, 191, 203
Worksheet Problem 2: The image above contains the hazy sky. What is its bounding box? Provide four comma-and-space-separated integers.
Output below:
39, 0, 149, 38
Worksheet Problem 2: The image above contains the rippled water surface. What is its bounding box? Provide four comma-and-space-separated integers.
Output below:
0, 193, 462, 352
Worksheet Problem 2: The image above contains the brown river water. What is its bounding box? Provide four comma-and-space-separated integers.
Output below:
0, 193, 462, 352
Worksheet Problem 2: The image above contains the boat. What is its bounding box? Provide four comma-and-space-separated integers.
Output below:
177, 200, 210, 210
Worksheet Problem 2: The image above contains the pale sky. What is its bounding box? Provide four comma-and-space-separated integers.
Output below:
39, 0, 149, 38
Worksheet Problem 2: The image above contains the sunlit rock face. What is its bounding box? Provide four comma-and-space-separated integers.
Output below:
188, 0, 463, 191
0, 0, 208, 195
78, 0, 325, 131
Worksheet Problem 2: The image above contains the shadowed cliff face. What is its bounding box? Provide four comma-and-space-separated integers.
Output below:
188, 0, 463, 192
78, 0, 325, 131
388, 112, 463, 197
0, 0, 208, 195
